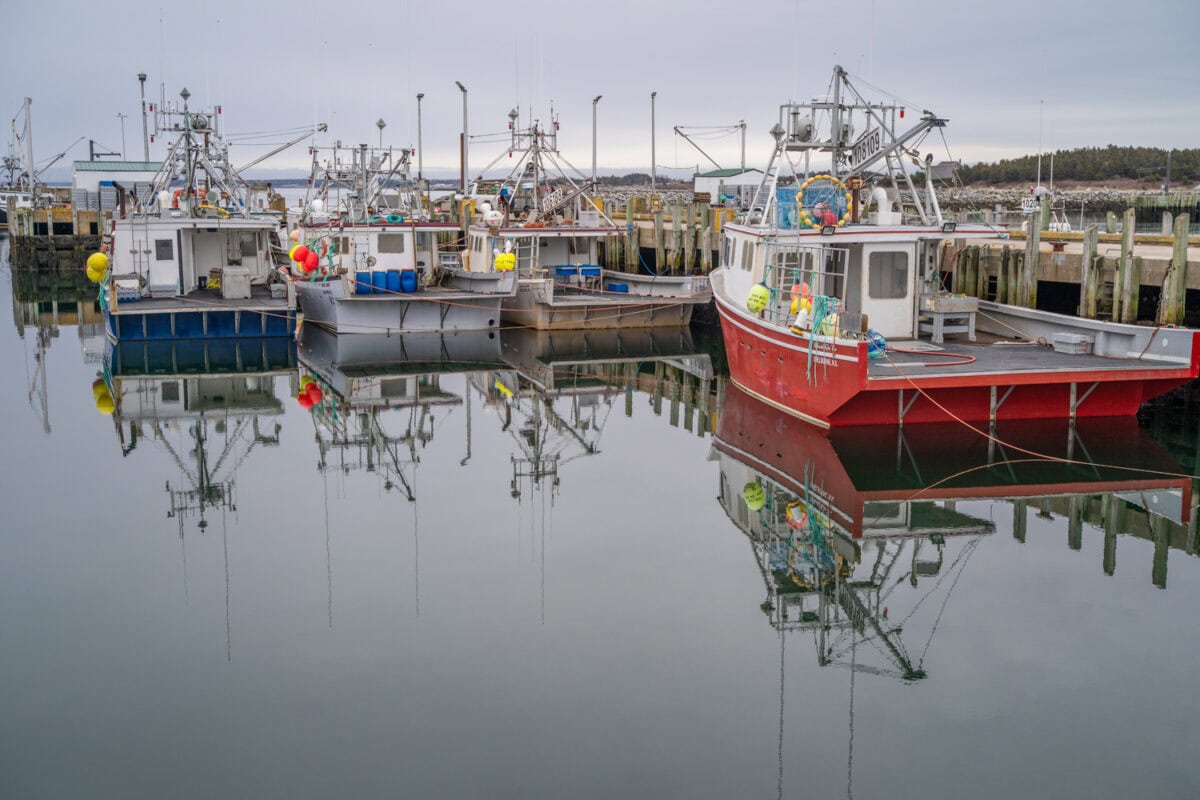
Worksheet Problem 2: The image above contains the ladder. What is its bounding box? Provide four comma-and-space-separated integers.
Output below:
884, 150, 929, 225
746, 133, 785, 227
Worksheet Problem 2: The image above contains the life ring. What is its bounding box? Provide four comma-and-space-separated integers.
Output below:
796, 174, 853, 229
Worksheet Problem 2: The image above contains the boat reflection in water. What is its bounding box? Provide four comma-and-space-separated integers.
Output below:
713, 383, 1194, 795
472, 327, 716, 500
105, 337, 297, 511
297, 325, 504, 499
101, 336, 297, 659
715, 383, 1193, 674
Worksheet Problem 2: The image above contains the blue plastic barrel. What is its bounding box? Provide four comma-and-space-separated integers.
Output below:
386, 270, 401, 293
371, 271, 387, 294
355, 271, 372, 295
400, 270, 418, 293
606, 282, 629, 293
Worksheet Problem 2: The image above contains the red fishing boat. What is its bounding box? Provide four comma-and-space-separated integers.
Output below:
711, 67, 1200, 428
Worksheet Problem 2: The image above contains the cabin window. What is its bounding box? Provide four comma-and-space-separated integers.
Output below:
239, 233, 258, 258
722, 237, 733, 267
328, 236, 349, 255
868, 251, 909, 299
155, 239, 174, 261
740, 241, 753, 272
378, 233, 406, 254
161, 381, 180, 403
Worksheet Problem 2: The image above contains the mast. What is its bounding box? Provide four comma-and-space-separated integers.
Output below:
747, 66, 947, 226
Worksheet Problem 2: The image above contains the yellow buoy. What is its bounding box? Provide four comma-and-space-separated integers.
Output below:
87, 252, 109, 272
494, 252, 516, 272
742, 482, 766, 511
92, 379, 114, 414
747, 284, 770, 314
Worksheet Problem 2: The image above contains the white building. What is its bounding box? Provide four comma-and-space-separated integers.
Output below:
72, 160, 161, 210
692, 168, 762, 207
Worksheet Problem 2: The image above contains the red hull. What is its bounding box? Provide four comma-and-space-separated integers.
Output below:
715, 292, 1200, 428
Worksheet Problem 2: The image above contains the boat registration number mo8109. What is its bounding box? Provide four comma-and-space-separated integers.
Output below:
850, 128, 884, 167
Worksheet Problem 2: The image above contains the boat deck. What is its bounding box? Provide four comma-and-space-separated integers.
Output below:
866, 332, 1184, 381
112, 284, 290, 314
549, 289, 708, 307
340, 285, 509, 301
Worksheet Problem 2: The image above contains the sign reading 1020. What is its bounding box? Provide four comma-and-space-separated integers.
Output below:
850, 128, 884, 167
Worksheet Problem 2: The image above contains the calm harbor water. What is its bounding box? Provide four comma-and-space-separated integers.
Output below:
2, 236, 1198, 799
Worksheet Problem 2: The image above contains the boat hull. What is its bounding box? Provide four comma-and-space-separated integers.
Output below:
295, 278, 506, 335
105, 302, 296, 342
712, 268, 1200, 428
500, 272, 709, 331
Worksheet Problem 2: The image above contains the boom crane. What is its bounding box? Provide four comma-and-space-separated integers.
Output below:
673, 122, 747, 172
235, 123, 328, 174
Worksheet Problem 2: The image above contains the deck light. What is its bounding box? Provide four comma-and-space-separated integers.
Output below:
942, 222, 957, 233
821, 225, 835, 236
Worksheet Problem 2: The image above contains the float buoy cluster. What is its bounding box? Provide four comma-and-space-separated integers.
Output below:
86, 252, 109, 284
92, 378, 114, 415
289, 243, 320, 274
296, 375, 325, 410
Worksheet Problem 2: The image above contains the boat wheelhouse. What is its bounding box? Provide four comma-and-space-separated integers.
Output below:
101, 89, 303, 342
453, 108, 709, 330
712, 67, 1200, 428
293, 142, 514, 335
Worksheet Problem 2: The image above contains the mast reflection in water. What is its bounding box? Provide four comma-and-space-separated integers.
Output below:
712, 383, 1195, 796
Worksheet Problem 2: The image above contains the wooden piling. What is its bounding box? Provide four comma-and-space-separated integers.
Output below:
1013, 499, 1027, 543
1165, 213, 1191, 325
625, 199, 637, 273
654, 210, 665, 275
1021, 218, 1040, 308
683, 204, 696, 273
699, 205, 711, 273
997, 245, 1010, 304
1152, 516, 1169, 589
1105, 211, 1117, 234
671, 204, 683, 272
1068, 496, 1083, 551
1008, 251, 1021, 304
960, 246, 975, 298
1079, 225, 1099, 319
1038, 194, 1050, 232
1103, 493, 1120, 576
1114, 208, 1136, 323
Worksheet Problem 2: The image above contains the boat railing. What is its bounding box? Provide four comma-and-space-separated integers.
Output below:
758, 242, 850, 330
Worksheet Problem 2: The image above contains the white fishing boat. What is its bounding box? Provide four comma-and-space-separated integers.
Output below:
292, 141, 515, 335
449, 108, 709, 330
99, 89, 316, 342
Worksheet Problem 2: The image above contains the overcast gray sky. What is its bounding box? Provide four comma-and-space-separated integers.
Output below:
7, 0, 1199, 181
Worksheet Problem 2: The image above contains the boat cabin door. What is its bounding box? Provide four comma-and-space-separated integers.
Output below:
857, 244, 917, 339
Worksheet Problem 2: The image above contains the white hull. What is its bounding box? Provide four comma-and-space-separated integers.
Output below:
295, 277, 510, 335
500, 271, 710, 330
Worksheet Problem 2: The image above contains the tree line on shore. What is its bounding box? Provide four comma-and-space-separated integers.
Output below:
955, 146, 1198, 186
